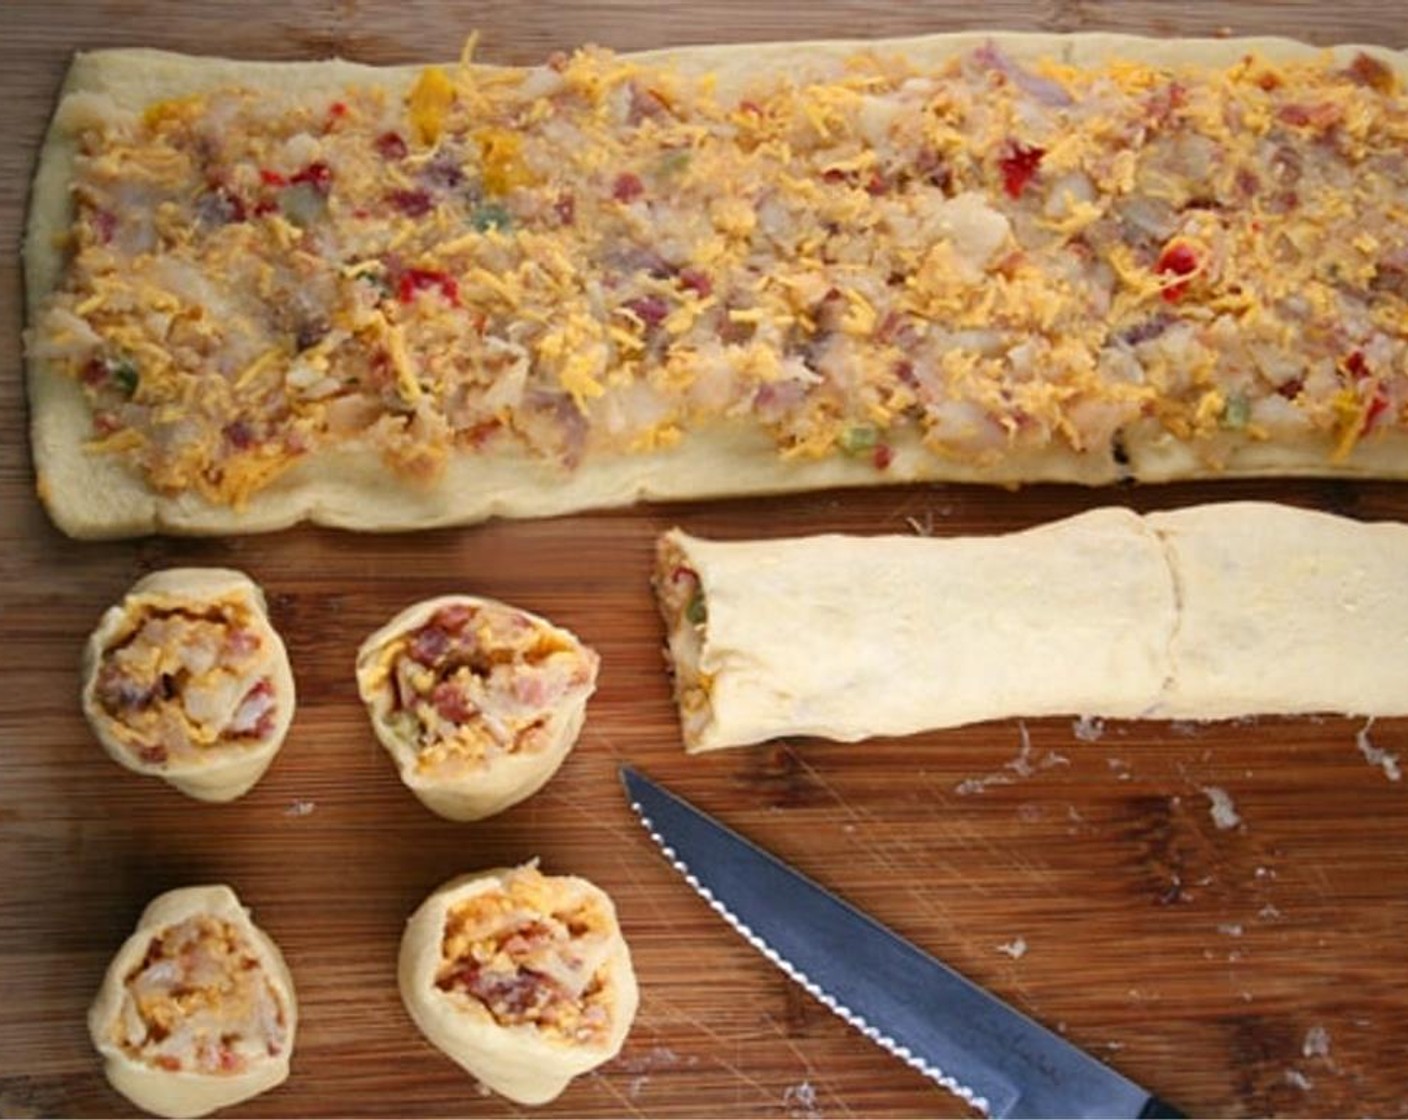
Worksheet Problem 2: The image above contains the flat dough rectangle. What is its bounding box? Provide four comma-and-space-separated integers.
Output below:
23, 33, 1408, 537
658, 502, 1408, 752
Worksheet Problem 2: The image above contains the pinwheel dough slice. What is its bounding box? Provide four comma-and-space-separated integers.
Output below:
356, 596, 599, 821
399, 863, 639, 1104
89, 884, 298, 1119
82, 568, 295, 801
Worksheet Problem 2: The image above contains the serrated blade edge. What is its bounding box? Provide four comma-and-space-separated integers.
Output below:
620, 766, 1170, 1120
626, 788, 990, 1113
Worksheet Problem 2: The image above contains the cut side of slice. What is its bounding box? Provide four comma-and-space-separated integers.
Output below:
356, 595, 598, 820
398, 863, 638, 1104
81, 568, 295, 800
88, 884, 298, 1119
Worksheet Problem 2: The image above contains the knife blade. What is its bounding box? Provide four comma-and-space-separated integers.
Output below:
620, 766, 1182, 1119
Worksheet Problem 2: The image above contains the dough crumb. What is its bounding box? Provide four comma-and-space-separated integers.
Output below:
1202, 785, 1242, 830
616, 1046, 682, 1073
1072, 714, 1105, 741
284, 798, 316, 817
782, 1079, 820, 1118
955, 726, 1067, 795
1356, 719, 1402, 782
996, 936, 1028, 959
1284, 1069, 1313, 1091
1302, 1025, 1332, 1060
1217, 922, 1243, 937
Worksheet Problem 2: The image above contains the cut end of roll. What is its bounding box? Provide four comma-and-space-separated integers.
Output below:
88, 884, 297, 1118
81, 568, 295, 802
356, 595, 599, 820
653, 530, 718, 753
398, 863, 639, 1104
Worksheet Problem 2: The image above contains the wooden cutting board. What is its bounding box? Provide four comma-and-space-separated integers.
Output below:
3, 3, 1407, 1116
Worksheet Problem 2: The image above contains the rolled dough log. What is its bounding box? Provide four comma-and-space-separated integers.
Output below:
656, 502, 1408, 751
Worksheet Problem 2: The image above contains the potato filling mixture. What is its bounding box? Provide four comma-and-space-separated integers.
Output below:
93, 598, 277, 767
113, 915, 289, 1075
29, 42, 1408, 504
372, 602, 596, 774
654, 534, 713, 745
435, 868, 616, 1044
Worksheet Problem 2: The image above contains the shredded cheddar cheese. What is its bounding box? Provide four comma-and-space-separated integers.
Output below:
436, 867, 616, 1044
92, 594, 277, 767
365, 600, 596, 774
115, 915, 288, 1074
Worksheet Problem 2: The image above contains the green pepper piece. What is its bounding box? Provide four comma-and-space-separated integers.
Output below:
1222, 393, 1250, 430
658, 149, 692, 177
471, 203, 512, 232
838, 425, 878, 455
110, 357, 139, 397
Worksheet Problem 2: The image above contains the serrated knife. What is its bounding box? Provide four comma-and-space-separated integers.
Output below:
620, 766, 1182, 1119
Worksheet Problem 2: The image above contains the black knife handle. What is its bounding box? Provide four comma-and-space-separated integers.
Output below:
1138, 1095, 1186, 1118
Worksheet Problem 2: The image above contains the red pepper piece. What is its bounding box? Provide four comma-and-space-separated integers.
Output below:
1364, 385, 1391, 432
290, 161, 333, 195
1156, 242, 1199, 302
397, 268, 460, 307
998, 142, 1045, 199
259, 168, 288, 187
554, 191, 576, 225
81, 357, 108, 386
223, 419, 255, 449
1344, 351, 1390, 433
1347, 52, 1395, 94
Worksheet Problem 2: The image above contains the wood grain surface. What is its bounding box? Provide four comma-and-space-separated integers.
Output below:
3, 3, 1408, 1117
